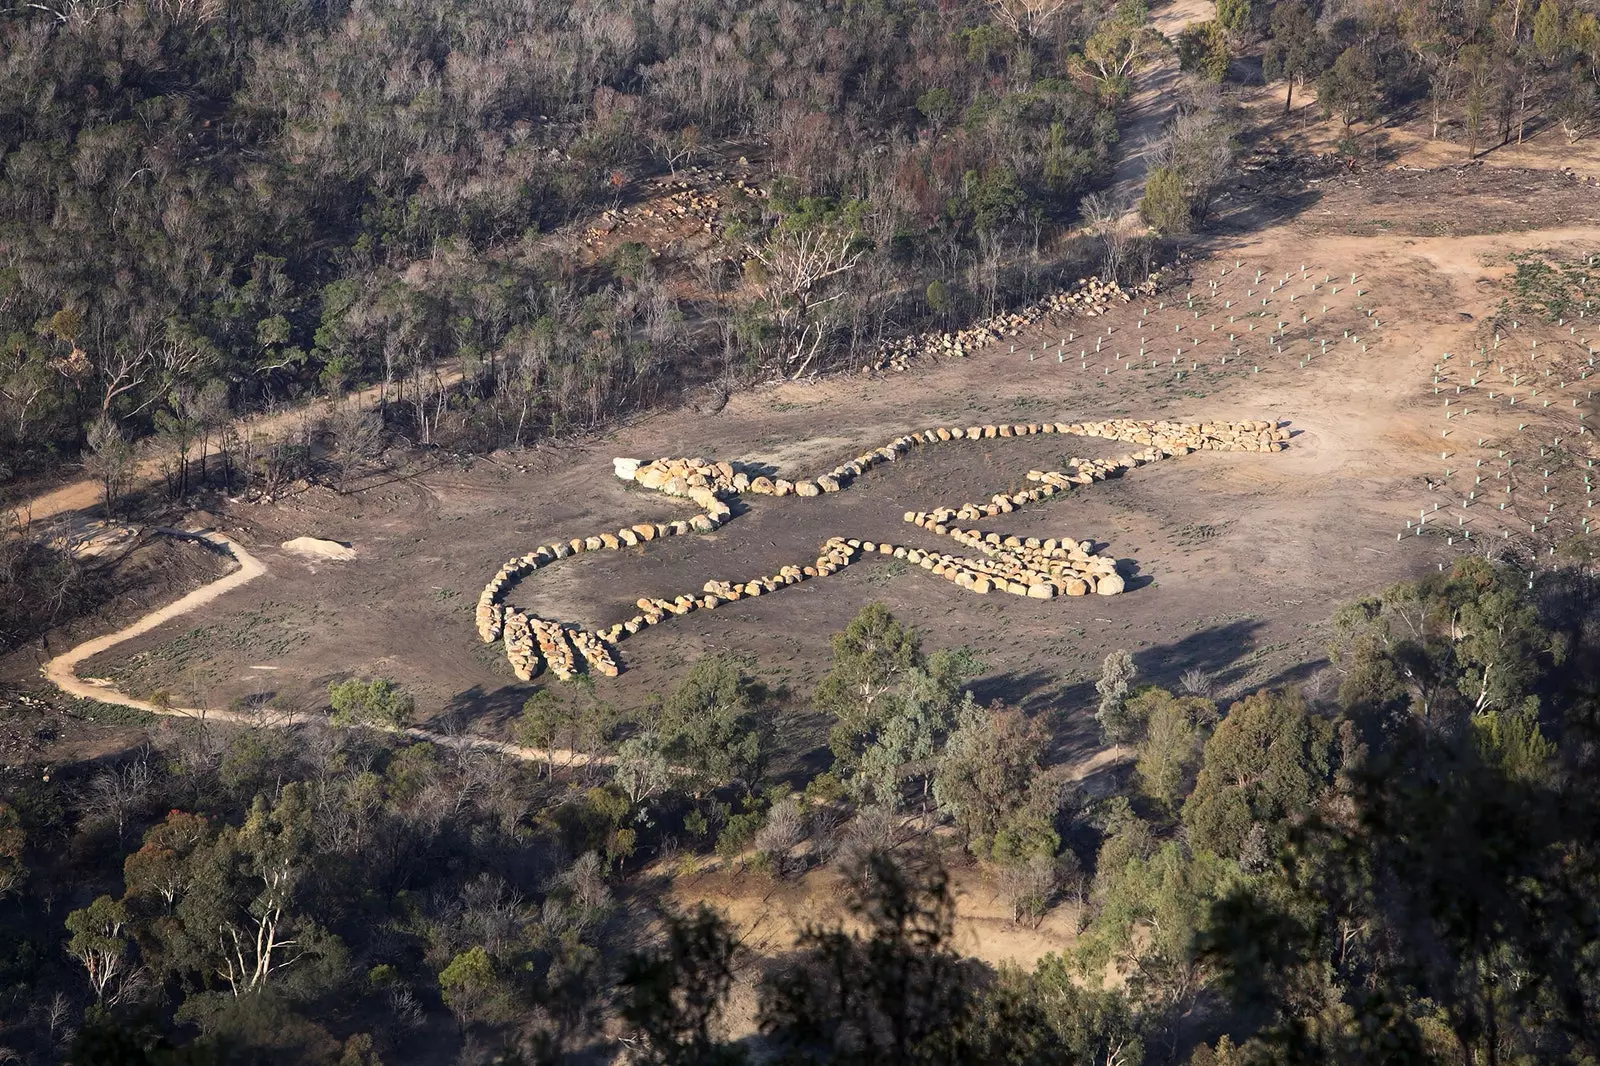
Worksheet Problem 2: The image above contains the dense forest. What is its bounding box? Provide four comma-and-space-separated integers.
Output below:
0, 0, 1142, 487
4, 0, 1596, 490
1, 557, 1597, 1064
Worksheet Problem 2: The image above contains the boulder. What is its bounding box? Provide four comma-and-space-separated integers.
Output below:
613, 457, 642, 480
1095, 572, 1126, 595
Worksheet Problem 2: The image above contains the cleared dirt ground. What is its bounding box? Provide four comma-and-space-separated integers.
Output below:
14, 204, 1596, 787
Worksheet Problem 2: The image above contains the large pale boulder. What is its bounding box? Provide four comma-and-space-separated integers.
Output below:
613, 457, 642, 480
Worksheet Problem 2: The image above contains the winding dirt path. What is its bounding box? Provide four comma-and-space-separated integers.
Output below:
39, 528, 614, 768
37, 527, 1135, 781
43, 530, 268, 712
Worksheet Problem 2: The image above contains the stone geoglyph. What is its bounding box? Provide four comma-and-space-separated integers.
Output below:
474, 419, 1289, 681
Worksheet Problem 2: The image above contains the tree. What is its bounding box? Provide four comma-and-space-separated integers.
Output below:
1262, 1, 1325, 115
850, 651, 974, 809
746, 212, 868, 378
85, 415, 136, 520
438, 946, 503, 1032
933, 700, 1061, 857
1318, 46, 1382, 131
1215, 0, 1255, 41
1095, 650, 1139, 743
0, 802, 22, 900
1071, 3, 1168, 104
1079, 841, 1236, 1029
816, 603, 923, 770
613, 732, 673, 818
915, 89, 959, 138
123, 810, 211, 912
171, 784, 342, 997
620, 905, 745, 1066
986, 956, 1145, 1065
1532, 0, 1566, 63
1131, 689, 1207, 811
1177, 22, 1231, 82
66, 895, 137, 1005
753, 796, 811, 877
154, 392, 198, 499
1080, 192, 1132, 282
84, 750, 155, 849
327, 401, 383, 494
1181, 689, 1334, 858
660, 655, 772, 795
328, 677, 414, 728
1331, 558, 1564, 739
1154, 94, 1235, 227
985, 0, 1070, 42
1555, 71, 1600, 143
1140, 167, 1190, 234
994, 854, 1062, 927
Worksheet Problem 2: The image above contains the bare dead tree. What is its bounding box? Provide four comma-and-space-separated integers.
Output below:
22, 0, 122, 24
84, 416, 136, 520
83, 748, 154, 848
748, 226, 867, 378
985, 0, 1069, 42
1080, 192, 1132, 282
328, 401, 385, 493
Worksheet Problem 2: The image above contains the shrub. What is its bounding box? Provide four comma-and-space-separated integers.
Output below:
1139, 168, 1192, 235
328, 678, 414, 728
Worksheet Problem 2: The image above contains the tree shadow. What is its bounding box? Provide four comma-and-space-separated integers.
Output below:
1011, 617, 1273, 769
434, 682, 536, 737
968, 667, 1062, 715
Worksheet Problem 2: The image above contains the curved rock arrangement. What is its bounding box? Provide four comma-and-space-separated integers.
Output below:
866, 275, 1162, 371
475, 419, 1289, 681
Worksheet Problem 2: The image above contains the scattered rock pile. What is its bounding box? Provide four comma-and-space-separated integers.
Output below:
581, 170, 763, 247
867, 274, 1163, 372
477, 417, 1289, 680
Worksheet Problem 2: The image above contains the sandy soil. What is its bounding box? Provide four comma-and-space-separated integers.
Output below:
282, 536, 358, 561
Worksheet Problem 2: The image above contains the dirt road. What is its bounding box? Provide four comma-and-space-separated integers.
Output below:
18, 366, 467, 528
1106, 0, 1217, 212
39, 527, 614, 769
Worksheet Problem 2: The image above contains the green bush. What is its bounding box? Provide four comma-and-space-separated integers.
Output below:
327, 677, 414, 728
1177, 22, 1231, 82
1139, 167, 1192, 234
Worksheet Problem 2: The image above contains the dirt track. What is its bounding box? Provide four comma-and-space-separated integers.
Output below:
1106, 0, 1215, 212
38, 528, 618, 769
18, 364, 467, 530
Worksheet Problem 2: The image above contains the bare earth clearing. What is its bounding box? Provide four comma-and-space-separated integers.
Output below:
22, 218, 1592, 762
8, 102, 1600, 969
